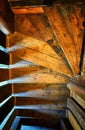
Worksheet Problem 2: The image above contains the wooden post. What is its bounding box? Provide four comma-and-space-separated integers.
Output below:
79, 21, 85, 75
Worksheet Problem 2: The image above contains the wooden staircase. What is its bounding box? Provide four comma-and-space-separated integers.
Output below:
0, 2, 85, 130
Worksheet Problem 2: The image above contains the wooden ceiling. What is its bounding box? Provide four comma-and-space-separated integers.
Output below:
7, 2, 85, 81
0, 0, 85, 85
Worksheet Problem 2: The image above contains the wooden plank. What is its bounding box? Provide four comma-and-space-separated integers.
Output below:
15, 96, 67, 110
15, 86, 69, 99
17, 118, 62, 130
0, 84, 12, 103
8, 32, 72, 77
16, 108, 66, 119
7, 15, 72, 76
67, 98, 85, 130
0, 0, 14, 35
14, 15, 43, 40
10, 67, 70, 83
67, 80, 85, 100
54, 5, 84, 74
13, 83, 68, 94
0, 97, 14, 124
12, 7, 44, 14
27, 13, 71, 69
13, 84, 69, 110
83, 56, 85, 75
44, 5, 84, 74
67, 110, 82, 130
10, 66, 45, 78
13, 47, 72, 77
70, 90, 85, 109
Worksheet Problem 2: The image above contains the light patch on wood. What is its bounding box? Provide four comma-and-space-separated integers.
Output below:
27, 13, 71, 69
12, 7, 44, 14
8, 32, 72, 76
13, 83, 68, 95
10, 68, 69, 83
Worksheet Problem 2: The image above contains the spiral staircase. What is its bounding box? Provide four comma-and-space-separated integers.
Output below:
0, 1, 85, 130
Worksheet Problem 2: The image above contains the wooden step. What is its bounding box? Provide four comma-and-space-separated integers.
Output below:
14, 96, 67, 111
14, 106, 66, 119
11, 116, 62, 130
10, 116, 74, 130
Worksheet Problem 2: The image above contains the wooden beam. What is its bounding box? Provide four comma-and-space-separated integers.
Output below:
0, 0, 14, 35
12, 7, 44, 14
79, 22, 85, 75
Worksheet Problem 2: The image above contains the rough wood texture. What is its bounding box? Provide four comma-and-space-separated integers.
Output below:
70, 90, 85, 109
17, 108, 66, 119
14, 84, 69, 103
13, 83, 69, 95
15, 96, 67, 110
8, 32, 72, 77
67, 76, 85, 99
44, 4, 85, 75
67, 98, 85, 130
0, 0, 14, 35
67, 110, 82, 130
27, 13, 70, 67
